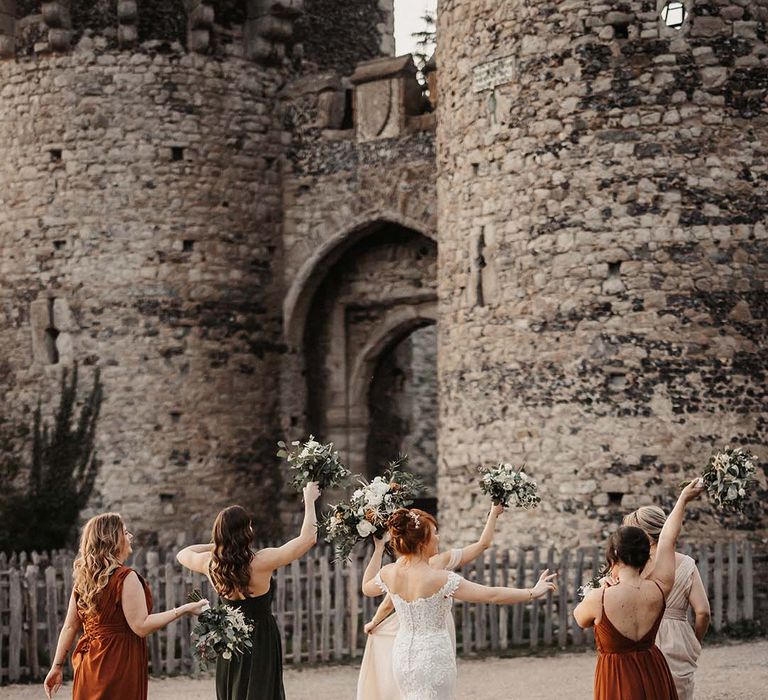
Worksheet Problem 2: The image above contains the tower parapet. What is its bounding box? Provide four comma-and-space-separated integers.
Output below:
1, 0, 306, 62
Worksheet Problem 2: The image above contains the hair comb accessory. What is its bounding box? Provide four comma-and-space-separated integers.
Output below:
409, 511, 421, 528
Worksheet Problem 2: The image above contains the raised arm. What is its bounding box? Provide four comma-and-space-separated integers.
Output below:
361, 537, 388, 597
688, 566, 711, 643
43, 591, 82, 698
431, 503, 503, 570
176, 543, 214, 574
652, 480, 704, 593
256, 482, 321, 570
122, 571, 208, 638
453, 569, 557, 605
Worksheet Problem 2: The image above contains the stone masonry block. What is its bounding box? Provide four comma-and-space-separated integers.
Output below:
117, 0, 137, 23
42, 2, 71, 29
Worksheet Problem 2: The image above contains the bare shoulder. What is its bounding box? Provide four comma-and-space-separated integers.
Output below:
583, 586, 603, 608
378, 562, 397, 582
121, 570, 144, 597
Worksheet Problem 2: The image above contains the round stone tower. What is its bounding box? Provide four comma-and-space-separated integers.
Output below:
436, 1, 768, 546
0, 0, 306, 543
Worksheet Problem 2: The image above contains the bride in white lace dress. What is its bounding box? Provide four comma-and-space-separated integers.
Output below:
362, 508, 558, 700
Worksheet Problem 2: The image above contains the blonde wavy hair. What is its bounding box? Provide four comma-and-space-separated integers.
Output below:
73, 513, 125, 618
623, 505, 667, 543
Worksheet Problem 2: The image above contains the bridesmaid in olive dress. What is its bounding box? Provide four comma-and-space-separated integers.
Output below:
177, 483, 321, 700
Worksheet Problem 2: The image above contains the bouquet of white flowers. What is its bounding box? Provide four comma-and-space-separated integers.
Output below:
277, 435, 351, 491
188, 590, 253, 668
577, 566, 610, 600
692, 447, 758, 514
323, 458, 421, 560
479, 462, 541, 509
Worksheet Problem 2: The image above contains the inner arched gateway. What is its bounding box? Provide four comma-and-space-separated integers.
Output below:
301, 221, 437, 508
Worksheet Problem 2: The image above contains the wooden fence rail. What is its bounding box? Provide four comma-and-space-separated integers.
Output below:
0, 541, 756, 684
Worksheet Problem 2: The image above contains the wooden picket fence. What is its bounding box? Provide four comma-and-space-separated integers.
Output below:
0, 541, 757, 684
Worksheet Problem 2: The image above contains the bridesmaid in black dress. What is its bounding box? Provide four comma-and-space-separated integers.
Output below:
177, 482, 321, 699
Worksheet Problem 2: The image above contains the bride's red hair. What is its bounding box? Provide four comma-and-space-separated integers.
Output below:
386, 508, 437, 556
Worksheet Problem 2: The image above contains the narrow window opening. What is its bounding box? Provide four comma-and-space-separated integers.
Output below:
660, 2, 687, 29
474, 228, 487, 308
182, 240, 194, 252
341, 89, 354, 130
53, 240, 66, 251
50, 149, 63, 162
613, 23, 629, 39
169, 411, 182, 423
159, 493, 175, 503
608, 492, 624, 506
44, 327, 60, 365
608, 261, 622, 277
171, 146, 185, 161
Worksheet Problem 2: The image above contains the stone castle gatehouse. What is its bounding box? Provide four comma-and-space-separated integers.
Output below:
0, 1, 765, 548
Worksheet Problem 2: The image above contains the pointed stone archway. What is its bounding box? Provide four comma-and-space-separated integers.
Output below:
282, 219, 437, 497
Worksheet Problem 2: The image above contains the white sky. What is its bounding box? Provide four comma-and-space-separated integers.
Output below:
394, 0, 438, 57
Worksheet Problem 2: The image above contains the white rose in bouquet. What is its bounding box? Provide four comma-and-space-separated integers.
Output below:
357, 519, 377, 537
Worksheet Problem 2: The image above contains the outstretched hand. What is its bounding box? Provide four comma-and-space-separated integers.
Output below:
490, 503, 505, 518
531, 569, 557, 598
530, 569, 558, 599
186, 598, 210, 616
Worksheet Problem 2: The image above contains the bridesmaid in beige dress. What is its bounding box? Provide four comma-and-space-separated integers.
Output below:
356, 503, 504, 700
624, 506, 711, 700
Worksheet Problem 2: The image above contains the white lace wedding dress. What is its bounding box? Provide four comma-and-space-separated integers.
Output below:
373, 571, 462, 700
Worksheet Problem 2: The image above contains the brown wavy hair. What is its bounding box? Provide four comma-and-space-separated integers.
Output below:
209, 506, 255, 598
73, 513, 125, 618
386, 508, 437, 556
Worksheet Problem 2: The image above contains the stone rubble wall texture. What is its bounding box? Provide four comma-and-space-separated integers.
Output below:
0, 42, 288, 545
294, 0, 394, 74
436, 0, 768, 548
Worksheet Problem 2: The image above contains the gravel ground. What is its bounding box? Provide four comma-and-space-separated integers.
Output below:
9, 640, 766, 699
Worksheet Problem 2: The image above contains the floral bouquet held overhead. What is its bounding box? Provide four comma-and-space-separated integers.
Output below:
479, 462, 541, 509
277, 435, 351, 491
324, 457, 421, 560
187, 590, 253, 668
685, 447, 759, 515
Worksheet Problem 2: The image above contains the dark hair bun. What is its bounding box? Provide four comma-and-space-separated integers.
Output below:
386, 508, 437, 556
606, 526, 651, 570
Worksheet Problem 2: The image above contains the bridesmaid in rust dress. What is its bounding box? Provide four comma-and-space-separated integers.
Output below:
574, 480, 704, 700
44, 513, 207, 699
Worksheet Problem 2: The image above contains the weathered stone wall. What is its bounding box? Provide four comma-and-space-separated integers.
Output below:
137, 0, 188, 46
296, 0, 394, 74
436, 0, 768, 548
0, 47, 287, 545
